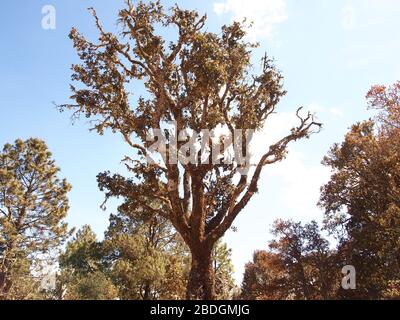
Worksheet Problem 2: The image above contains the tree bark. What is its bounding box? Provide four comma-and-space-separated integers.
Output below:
0, 272, 6, 300
0, 241, 16, 300
142, 281, 151, 300
186, 246, 215, 300
0, 261, 13, 300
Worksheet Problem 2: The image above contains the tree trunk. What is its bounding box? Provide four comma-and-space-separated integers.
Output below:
0, 245, 16, 300
142, 280, 152, 300
186, 246, 215, 300
0, 264, 13, 300
0, 272, 6, 300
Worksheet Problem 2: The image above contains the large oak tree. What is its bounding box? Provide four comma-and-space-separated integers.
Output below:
61, 0, 320, 299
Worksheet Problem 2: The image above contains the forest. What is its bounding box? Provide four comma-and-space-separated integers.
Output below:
1, 0, 400, 301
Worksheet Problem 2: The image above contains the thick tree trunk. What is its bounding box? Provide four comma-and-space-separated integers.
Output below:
0, 272, 6, 300
0, 266, 12, 300
186, 247, 215, 300
0, 248, 15, 300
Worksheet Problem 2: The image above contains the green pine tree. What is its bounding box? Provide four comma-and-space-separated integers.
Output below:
57, 225, 118, 300
0, 138, 72, 299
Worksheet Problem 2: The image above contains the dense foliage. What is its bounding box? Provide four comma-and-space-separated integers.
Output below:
60, 0, 320, 299
1, 0, 399, 302
241, 82, 400, 300
0, 139, 71, 300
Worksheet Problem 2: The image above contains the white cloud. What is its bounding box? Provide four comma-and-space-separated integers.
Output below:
308, 103, 344, 118
249, 104, 342, 163
249, 110, 307, 164
249, 111, 330, 219
248, 112, 297, 168
341, 5, 357, 30
213, 0, 288, 40
329, 107, 344, 117
263, 151, 330, 219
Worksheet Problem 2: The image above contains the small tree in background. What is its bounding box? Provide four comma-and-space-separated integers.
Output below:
241, 250, 287, 300
61, 0, 320, 299
269, 220, 337, 300
0, 138, 72, 299
57, 225, 118, 300
101, 198, 237, 299
241, 220, 338, 300
102, 206, 189, 300
58, 206, 236, 300
319, 82, 400, 299
212, 240, 237, 299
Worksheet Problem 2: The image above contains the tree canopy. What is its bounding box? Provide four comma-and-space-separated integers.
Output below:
241, 220, 338, 300
319, 82, 400, 299
0, 138, 71, 299
61, 0, 320, 299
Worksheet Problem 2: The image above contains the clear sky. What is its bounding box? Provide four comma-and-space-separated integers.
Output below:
1, 0, 400, 283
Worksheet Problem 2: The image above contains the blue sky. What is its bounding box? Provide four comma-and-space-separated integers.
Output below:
1, 0, 400, 283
